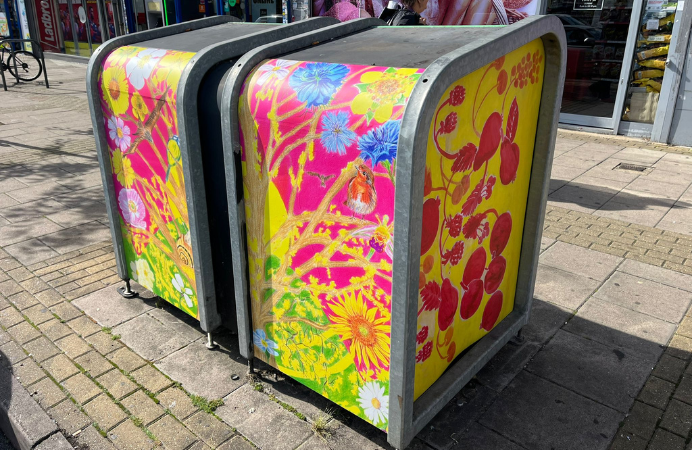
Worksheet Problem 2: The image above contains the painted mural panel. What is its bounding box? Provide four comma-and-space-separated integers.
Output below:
98, 46, 200, 319
414, 39, 545, 399
238, 59, 424, 430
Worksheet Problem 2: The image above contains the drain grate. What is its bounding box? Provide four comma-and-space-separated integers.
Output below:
615, 162, 649, 172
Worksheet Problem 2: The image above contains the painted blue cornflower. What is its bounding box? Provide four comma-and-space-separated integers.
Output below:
253, 329, 279, 356
358, 120, 401, 166
320, 111, 357, 155
289, 62, 349, 108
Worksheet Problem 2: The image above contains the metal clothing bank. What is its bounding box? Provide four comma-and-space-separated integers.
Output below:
88, 16, 566, 449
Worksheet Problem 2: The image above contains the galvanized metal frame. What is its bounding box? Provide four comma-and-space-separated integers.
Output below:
175, 17, 338, 331
85, 16, 235, 316
219, 16, 565, 450
388, 16, 565, 448
219, 17, 384, 358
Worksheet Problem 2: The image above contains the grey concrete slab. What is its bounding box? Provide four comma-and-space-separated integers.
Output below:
653, 160, 692, 175
0, 362, 59, 450
476, 340, 542, 392
594, 271, 692, 323
533, 264, 602, 309
547, 199, 598, 214
155, 339, 246, 400
594, 201, 670, 228
39, 221, 111, 254
564, 298, 675, 359
582, 166, 642, 184
573, 143, 624, 155
523, 299, 573, 345
552, 156, 600, 171
72, 284, 155, 328
605, 189, 676, 209
613, 147, 666, 165
46, 204, 108, 228
479, 371, 621, 450
540, 237, 555, 253
216, 385, 313, 450
618, 259, 692, 293
660, 153, 692, 165
527, 330, 656, 413
642, 168, 692, 186
656, 205, 692, 236
0, 194, 19, 209
441, 422, 524, 450
570, 174, 631, 192
3, 238, 60, 266
625, 178, 690, 200
416, 382, 496, 449
549, 183, 617, 210
34, 432, 73, 450
550, 164, 588, 182
540, 241, 622, 281
0, 217, 63, 246
114, 314, 194, 362
4, 181, 72, 204
146, 307, 205, 344
0, 179, 28, 194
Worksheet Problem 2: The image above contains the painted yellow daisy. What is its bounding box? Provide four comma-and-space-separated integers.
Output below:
101, 65, 129, 116
151, 50, 194, 94
107, 46, 140, 67
112, 149, 135, 187
351, 68, 420, 123
131, 91, 149, 121
328, 291, 390, 372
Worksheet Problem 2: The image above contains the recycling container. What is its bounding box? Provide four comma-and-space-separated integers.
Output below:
221, 16, 566, 448
86, 16, 338, 338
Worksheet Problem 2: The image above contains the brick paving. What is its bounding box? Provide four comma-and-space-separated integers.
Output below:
2, 58, 692, 450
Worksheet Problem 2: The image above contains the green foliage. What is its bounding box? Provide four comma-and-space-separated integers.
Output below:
189, 394, 224, 413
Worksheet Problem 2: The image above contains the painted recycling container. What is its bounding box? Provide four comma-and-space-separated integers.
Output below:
222, 17, 566, 449
86, 16, 338, 334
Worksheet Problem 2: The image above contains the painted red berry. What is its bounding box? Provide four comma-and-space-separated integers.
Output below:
462, 246, 487, 288
420, 198, 440, 255
484, 256, 506, 294
489, 213, 512, 259
500, 136, 520, 185
460, 279, 484, 320
480, 291, 503, 331
473, 112, 503, 171
438, 278, 459, 331
416, 341, 433, 363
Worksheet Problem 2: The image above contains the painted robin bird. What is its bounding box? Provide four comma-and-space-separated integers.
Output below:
345, 164, 377, 218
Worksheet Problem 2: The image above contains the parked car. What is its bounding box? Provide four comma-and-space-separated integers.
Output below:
255, 14, 283, 23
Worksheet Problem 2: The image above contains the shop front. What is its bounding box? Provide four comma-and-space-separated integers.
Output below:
545, 0, 691, 143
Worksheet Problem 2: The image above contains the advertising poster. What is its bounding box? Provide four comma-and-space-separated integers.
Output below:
86, 0, 102, 42
15, 0, 33, 50
0, 12, 8, 36
312, 0, 537, 24
33, 0, 61, 51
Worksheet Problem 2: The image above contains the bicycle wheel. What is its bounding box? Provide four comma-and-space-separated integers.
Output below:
7, 51, 43, 82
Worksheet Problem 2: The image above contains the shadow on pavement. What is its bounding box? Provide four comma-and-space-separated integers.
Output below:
0, 348, 17, 450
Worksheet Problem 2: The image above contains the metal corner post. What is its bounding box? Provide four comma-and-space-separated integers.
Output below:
387, 16, 566, 448
218, 17, 382, 360
176, 17, 336, 332
85, 16, 235, 284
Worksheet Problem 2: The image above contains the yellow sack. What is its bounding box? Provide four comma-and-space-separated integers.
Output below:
634, 69, 665, 80
638, 58, 666, 70
637, 45, 669, 60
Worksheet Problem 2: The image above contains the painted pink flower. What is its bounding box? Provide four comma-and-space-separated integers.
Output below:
108, 116, 131, 152
256, 59, 296, 86
118, 188, 147, 229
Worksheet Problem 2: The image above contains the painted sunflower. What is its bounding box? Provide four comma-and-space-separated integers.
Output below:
327, 291, 390, 373
101, 65, 129, 116
351, 68, 420, 124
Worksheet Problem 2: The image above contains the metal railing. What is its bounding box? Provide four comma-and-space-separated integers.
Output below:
0, 39, 50, 92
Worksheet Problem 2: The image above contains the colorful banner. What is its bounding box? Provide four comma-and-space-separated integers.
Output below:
311, 0, 537, 24
15, 0, 33, 50
33, 0, 61, 51
0, 12, 8, 37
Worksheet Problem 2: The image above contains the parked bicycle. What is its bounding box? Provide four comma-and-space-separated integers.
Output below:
0, 41, 43, 82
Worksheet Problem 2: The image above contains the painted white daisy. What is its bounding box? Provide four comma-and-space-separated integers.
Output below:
172, 273, 194, 308
358, 381, 388, 426
117, 188, 147, 229
107, 116, 131, 152
125, 48, 167, 89
256, 59, 296, 86
130, 258, 154, 288
253, 329, 279, 356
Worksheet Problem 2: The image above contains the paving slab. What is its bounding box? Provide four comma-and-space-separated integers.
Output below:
149, 414, 197, 450
594, 201, 669, 228
476, 340, 542, 392
620, 400, 663, 441
540, 241, 622, 281
120, 390, 165, 426
39, 221, 111, 255
0, 362, 59, 450
49, 399, 91, 436
155, 340, 246, 400
83, 394, 127, 431
72, 284, 155, 328
156, 388, 198, 421
184, 411, 234, 448
62, 372, 102, 405
526, 330, 655, 413
533, 264, 601, 310
593, 271, 692, 323
0, 217, 63, 247
618, 259, 692, 292
114, 314, 193, 362
479, 371, 621, 450
107, 419, 155, 450
3, 238, 60, 267
216, 385, 313, 450
564, 298, 674, 359
549, 183, 616, 209
34, 432, 74, 450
